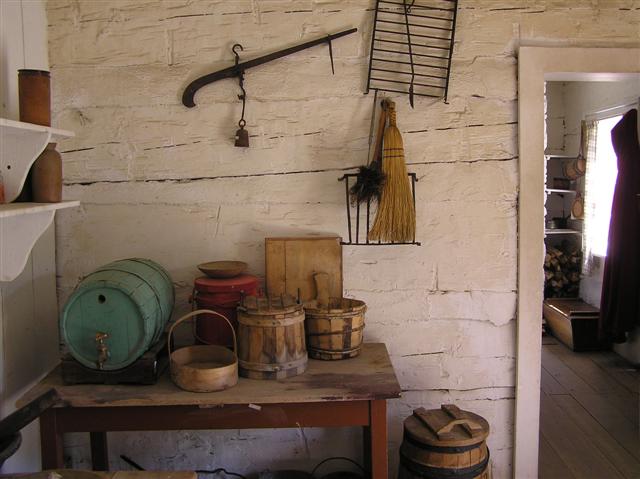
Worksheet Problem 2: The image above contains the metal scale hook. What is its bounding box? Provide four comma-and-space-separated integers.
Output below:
233, 43, 249, 147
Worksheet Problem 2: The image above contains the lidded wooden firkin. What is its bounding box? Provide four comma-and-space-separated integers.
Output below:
399, 404, 491, 479
237, 295, 307, 379
61, 258, 174, 371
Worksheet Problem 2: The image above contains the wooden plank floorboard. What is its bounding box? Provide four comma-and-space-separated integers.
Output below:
541, 366, 568, 395
551, 394, 640, 479
571, 390, 640, 462
549, 343, 638, 422
539, 391, 625, 478
584, 350, 640, 394
541, 345, 597, 394
538, 433, 577, 479
551, 343, 635, 398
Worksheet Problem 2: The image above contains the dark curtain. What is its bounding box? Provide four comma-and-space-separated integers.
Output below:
599, 108, 640, 343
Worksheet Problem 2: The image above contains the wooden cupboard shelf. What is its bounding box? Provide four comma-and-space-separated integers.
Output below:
0, 201, 80, 282
545, 229, 582, 236
1, 118, 74, 203
0, 118, 78, 282
546, 188, 577, 195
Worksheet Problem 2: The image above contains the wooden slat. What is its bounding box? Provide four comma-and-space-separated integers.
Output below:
539, 391, 624, 479
538, 433, 577, 479
551, 394, 640, 479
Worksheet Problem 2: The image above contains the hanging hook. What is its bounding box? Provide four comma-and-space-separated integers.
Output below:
232, 43, 244, 66
231, 43, 249, 146
325, 35, 335, 75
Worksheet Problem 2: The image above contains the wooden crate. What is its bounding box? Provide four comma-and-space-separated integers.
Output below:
543, 298, 601, 351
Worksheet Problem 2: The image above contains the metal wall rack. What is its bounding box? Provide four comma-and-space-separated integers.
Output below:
365, 0, 458, 105
338, 172, 420, 246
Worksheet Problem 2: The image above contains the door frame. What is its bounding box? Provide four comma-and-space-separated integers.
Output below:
515, 46, 640, 478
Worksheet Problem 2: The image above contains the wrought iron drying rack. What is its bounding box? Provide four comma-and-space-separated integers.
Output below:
365, 0, 458, 106
338, 172, 420, 246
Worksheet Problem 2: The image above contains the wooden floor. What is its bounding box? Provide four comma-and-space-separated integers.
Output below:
539, 336, 640, 479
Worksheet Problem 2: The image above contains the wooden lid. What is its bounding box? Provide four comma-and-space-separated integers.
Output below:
544, 298, 599, 317
240, 294, 302, 315
404, 404, 489, 447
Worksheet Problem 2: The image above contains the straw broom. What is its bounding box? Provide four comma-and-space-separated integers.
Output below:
368, 100, 415, 242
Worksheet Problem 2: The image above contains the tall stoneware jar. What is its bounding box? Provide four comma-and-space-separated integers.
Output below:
18, 69, 51, 126
32, 143, 62, 202
18, 69, 62, 202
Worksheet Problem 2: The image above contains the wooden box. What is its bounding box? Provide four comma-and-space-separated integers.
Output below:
543, 298, 601, 351
61, 333, 169, 385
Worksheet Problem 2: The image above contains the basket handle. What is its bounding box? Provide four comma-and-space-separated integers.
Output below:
167, 309, 237, 358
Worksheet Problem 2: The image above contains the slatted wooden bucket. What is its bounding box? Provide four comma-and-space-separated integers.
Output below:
305, 298, 366, 360
237, 295, 307, 379
61, 258, 174, 370
399, 405, 491, 479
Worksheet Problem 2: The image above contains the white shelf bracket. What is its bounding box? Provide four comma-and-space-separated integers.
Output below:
0, 209, 55, 281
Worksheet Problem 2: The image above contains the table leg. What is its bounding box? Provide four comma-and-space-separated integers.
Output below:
90, 432, 109, 471
369, 400, 388, 479
40, 409, 64, 469
362, 424, 372, 475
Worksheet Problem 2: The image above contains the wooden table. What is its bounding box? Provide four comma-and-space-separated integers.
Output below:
18, 343, 401, 479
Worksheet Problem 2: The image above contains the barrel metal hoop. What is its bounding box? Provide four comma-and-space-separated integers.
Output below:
400, 447, 490, 479
306, 325, 365, 337
402, 432, 485, 453
238, 314, 304, 327
239, 356, 308, 372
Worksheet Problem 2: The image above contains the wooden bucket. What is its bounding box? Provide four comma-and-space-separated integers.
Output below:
168, 309, 238, 392
237, 295, 307, 379
399, 405, 490, 479
305, 297, 366, 360
562, 157, 586, 180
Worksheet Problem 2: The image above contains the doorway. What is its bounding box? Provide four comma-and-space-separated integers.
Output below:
515, 47, 640, 479
539, 78, 639, 478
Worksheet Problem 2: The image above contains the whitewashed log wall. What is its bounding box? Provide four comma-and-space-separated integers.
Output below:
47, 1, 639, 477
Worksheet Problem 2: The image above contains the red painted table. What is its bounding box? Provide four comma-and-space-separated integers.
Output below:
18, 343, 400, 479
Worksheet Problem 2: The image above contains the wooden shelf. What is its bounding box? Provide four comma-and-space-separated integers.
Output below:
545, 229, 582, 236
0, 118, 74, 203
0, 201, 80, 282
546, 188, 577, 195
0, 200, 79, 218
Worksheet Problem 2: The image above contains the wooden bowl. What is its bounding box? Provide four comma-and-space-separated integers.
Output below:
198, 261, 247, 278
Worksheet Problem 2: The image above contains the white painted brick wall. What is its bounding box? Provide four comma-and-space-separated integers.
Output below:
46, 1, 639, 477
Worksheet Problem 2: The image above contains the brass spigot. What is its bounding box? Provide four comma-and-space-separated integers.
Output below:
95, 332, 109, 370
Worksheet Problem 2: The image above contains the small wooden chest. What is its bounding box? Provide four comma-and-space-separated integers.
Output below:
543, 298, 601, 351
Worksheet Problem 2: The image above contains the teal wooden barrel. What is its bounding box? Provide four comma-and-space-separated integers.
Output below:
61, 258, 174, 370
